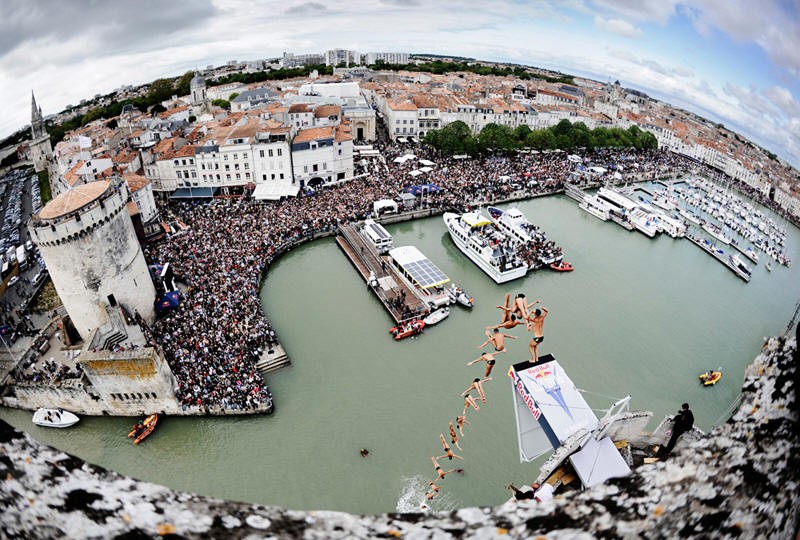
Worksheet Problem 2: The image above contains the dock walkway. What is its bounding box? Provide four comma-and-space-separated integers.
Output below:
336, 224, 427, 324
686, 233, 749, 282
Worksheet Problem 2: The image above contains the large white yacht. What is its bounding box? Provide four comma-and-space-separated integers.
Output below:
596, 187, 658, 238
578, 194, 610, 221
443, 211, 528, 283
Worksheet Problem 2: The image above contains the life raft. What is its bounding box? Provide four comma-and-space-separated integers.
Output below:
699, 371, 722, 386
389, 319, 425, 340
129, 413, 159, 444
550, 261, 574, 272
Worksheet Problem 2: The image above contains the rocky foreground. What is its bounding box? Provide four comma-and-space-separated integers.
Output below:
1, 333, 797, 539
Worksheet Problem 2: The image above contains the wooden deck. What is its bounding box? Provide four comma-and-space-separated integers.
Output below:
336, 224, 427, 324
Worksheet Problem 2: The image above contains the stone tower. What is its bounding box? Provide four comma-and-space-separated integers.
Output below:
190, 73, 209, 116
29, 91, 55, 178
29, 177, 156, 341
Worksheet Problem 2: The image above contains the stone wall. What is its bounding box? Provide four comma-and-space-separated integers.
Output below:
1, 335, 797, 539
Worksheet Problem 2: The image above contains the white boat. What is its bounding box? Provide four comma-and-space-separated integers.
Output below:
656, 213, 687, 238
32, 408, 80, 428
629, 208, 659, 238
448, 284, 475, 308
579, 195, 610, 221
743, 247, 759, 265
765, 261, 772, 272
423, 306, 450, 326
487, 206, 540, 244
651, 191, 678, 211
387, 245, 452, 308
443, 211, 528, 284
702, 222, 731, 245
728, 254, 752, 282
678, 208, 701, 225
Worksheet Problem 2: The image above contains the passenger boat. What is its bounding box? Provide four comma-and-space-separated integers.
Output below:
699, 371, 722, 386
443, 211, 528, 284
448, 284, 474, 308
728, 254, 752, 282
550, 261, 574, 272
487, 206, 539, 244
387, 245, 452, 308
423, 306, 449, 326
129, 413, 159, 444
578, 195, 610, 221
32, 408, 79, 428
390, 319, 425, 340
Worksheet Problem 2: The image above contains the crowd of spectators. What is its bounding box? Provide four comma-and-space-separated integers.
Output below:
143, 144, 709, 411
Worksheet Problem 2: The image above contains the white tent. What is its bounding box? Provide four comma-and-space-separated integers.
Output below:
567, 154, 582, 163
373, 199, 398, 216
419, 159, 435, 167
253, 182, 300, 200
393, 154, 416, 164
408, 170, 424, 177
419, 166, 433, 173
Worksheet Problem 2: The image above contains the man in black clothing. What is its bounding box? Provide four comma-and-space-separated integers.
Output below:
659, 403, 694, 459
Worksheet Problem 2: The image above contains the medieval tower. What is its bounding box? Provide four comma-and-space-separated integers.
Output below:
190, 72, 210, 116
29, 177, 155, 341
29, 91, 56, 180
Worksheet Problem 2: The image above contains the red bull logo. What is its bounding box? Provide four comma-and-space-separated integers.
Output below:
509, 367, 541, 420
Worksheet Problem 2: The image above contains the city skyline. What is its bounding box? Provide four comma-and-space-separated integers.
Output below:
1, 0, 798, 169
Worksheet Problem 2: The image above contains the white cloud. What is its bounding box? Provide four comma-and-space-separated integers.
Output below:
593, 16, 642, 38
590, 0, 679, 23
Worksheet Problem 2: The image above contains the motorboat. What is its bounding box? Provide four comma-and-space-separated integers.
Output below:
550, 261, 574, 272
448, 284, 475, 308
728, 254, 752, 282
423, 307, 449, 326
390, 319, 425, 340
32, 408, 79, 428
702, 222, 731, 245
765, 261, 772, 272
443, 211, 528, 284
129, 414, 159, 444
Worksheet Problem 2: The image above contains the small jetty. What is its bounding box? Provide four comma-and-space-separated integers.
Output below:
336, 223, 427, 323
686, 234, 750, 282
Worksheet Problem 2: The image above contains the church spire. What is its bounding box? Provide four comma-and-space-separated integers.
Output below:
31, 90, 45, 139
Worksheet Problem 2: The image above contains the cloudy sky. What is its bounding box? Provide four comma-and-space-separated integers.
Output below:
1, 0, 798, 168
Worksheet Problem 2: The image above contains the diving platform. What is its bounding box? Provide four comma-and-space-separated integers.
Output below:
336, 223, 427, 323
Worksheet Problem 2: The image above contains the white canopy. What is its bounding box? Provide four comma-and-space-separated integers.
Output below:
567, 154, 582, 163
393, 153, 416, 164
408, 170, 424, 177
419, 166, 433, 173
589, 166, 607, 174
452, 154, 470, 160
373, 199, 398, 215
419, 159, 435, 167
253, 182, 300, 200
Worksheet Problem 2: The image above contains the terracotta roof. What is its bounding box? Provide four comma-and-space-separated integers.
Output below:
153, 138, 174, 155
387, 99, 417, 111
293, 126, 335, 143
314, 105, 341, 118
126, 201, 140, 216
123, 173, 150, 193
112, 149, 137, 163
174, 145, 197, 158
334, 123, 352, 143
39, 180, 111, 220
288, 103, 313, 114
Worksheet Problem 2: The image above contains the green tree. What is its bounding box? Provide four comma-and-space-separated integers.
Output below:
513, 124, 532, 144
478, 123, 518, 153
228, 92, 240, 102
148, 78, 175, 102
212, 98, 230, 110
175, 71, 195, 97
552, 119, 572, 137
526, 129, 556, 150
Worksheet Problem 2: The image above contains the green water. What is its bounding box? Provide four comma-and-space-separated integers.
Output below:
2, 194, 799, 514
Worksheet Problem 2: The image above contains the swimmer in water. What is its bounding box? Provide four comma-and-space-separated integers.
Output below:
360, 448, 369, 458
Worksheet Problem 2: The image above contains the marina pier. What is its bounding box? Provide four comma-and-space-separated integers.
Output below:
336, 223, 426, 323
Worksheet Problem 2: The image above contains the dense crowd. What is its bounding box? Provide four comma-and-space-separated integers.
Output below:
144, 145, 699, 411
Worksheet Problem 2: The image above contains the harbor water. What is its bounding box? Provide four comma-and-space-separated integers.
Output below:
2, 193, 799, 514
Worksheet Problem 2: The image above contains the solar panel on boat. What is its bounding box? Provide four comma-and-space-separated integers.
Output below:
404, 259, 449, 288
368, 223, 390, 240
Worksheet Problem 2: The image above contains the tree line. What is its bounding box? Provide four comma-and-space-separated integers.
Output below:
423, 120, 658, 156
373, 59, 575, 85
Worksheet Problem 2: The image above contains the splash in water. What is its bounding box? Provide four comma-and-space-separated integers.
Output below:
396, 475, 460, 513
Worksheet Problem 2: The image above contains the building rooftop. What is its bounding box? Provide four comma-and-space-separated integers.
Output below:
38, 180, 111, 220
